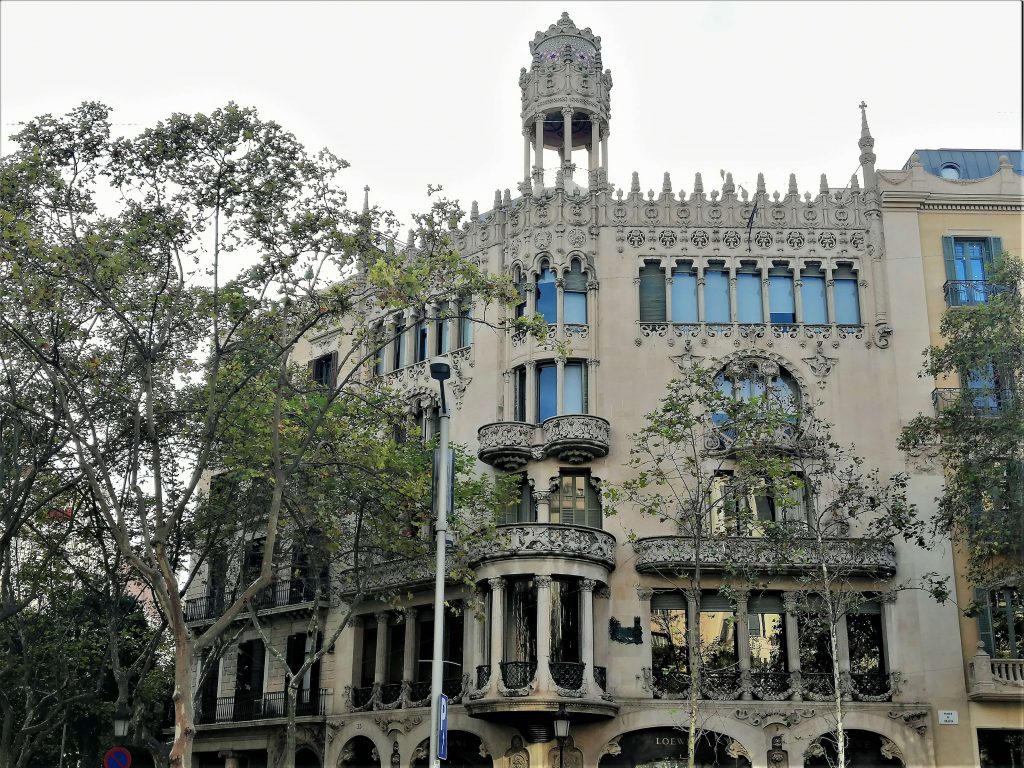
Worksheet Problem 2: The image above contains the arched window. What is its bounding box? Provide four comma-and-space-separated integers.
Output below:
564, 259, 588, 324
714, 359, 800, 415
536, 263, 557, 323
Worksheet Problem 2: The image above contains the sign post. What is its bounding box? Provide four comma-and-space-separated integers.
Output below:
437, 693, 448, 763
104, 748, 132, 768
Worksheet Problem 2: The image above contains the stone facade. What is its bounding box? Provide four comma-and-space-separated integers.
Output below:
183, 13, 1022, 768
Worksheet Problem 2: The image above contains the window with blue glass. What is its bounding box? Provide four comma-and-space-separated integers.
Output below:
563, 361, 588, 414
966, 363, 1002, 414
513, 268, 527, 318
704, 269, 731, 323
536, 266, 557, 324
671, 265, 699, 323
943, 236, 1002, 306
392, 323, 406, 370
457, 304, 473, 349
800, 265, 828, 324
713, 360, 800, 427
639, 262, 666, 322
537, 363, 557, 423
833, 265, 861, 325
564, 260, 588, 324
414, 318, 428, 363
768, 266, 795, 324
736, 268, 763, 324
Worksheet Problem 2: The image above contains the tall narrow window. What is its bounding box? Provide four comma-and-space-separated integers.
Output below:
537, 363, 557, 423
736, 268, 763, 323
513, 366, 527, 422
747, 595, 788, 692
800, 264, 828, 324
651, 594, 689, 694
234, 639, 266, 719
563, 361, 588, 414
638, 262, 666, 322
414, 318, 428, 363
373, 331, 386, 376
550, 578, 582, 664
505, 578, 538, 664
833, 265, 861, 324
564, 260, 588, 324
458, 304, 473, 348
943, 236, 1001, 305
536, 267, 557, 323
499, 474, 536, 524
704, 268, 731, 323
671, 264, 699, 323
551, 471, 601, 528
312, 353, 337, 388
435, 303, 452, 355
513, 269, 527, 318
966, 363, 1000, 414
768, 266, 795, 324
393, 323, 406, 370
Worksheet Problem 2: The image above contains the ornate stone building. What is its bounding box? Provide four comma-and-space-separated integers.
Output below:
183, 13, 1020, 768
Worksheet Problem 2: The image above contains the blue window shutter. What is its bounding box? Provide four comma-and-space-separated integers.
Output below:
639, 264, 666, 321
975, 587, 994, 655
942, 237, 957, 280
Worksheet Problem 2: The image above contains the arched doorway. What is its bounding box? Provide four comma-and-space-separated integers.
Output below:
804, 730, 904, 767
296, 747, 321, 768
411, 731, 489, 768
338, 736, 380, 768
598, 728, 752, 767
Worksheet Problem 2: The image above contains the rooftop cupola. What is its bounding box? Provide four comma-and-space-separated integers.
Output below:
518, 12, 612, 195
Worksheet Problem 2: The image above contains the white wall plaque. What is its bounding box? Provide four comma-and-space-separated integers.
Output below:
938, 710, 959, 725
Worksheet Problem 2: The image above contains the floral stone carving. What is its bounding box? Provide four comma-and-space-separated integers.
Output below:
471, 523, 616, 569
542, 414, 610, 462
477, 421, 536, 469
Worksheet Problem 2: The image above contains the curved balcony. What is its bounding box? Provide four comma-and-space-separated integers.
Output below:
471, 523, 616, 570
466, 659, 618, 721
477, 421, 536, 469
542, 414, 610, 463
633, 535, 896, 577
703, 419, 803, 457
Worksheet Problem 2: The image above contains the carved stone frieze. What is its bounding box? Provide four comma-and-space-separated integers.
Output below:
472, 523, 616, 568
542, 414, 610, 462
734, 707, 818, 728
477, 421, 536, 469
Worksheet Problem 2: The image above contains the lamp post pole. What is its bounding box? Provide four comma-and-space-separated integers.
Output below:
428, 360, 452, 768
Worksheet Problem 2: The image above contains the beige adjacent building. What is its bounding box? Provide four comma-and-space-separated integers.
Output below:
183, 13, 1021, 768
879, 149, 1024, 767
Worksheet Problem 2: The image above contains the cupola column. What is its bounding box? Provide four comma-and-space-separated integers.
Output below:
600, 125, 609, 179
561, 107, 574, 172
523, 127, 532, 188
534, 114, 545, 186
589, 118, 599, 173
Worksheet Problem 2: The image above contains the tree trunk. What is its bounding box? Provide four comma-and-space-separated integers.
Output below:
167, 627, 196, 768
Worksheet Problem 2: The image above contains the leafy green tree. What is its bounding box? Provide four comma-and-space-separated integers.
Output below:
899, 252, 1023, 592
0, 102, 531, 767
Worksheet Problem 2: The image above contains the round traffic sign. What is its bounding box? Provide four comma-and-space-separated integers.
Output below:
104, 747, 132, 768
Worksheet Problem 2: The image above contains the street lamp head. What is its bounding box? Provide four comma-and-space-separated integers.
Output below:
429, 360, 451, 381
113, 701, 131, 738
553, 703, 571, 741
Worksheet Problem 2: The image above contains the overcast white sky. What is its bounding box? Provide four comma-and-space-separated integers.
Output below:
2, 1, 1021, 227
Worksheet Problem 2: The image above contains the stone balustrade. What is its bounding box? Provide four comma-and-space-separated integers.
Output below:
969, 643, 1024, 701
477, 414, 610, 468
471, 523, 616, 569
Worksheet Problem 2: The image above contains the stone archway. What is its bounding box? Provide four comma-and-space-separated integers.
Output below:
597, 727, 753, 767
410, 731, 489, 768
337, 736, 380, 768
296, 747, 321, 768
804, 729, 905, 767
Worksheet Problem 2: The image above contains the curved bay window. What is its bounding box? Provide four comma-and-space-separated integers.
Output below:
513, 360, 590, 423
551, 471, 601, 528
715, 359, 800, 413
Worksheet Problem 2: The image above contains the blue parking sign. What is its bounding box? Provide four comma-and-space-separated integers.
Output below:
438, 693, 448, 760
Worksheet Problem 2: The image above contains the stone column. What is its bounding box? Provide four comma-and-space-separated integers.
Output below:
535, 575, 554, 692
401, 607, 418, 683
587, 359, 599, 416
556, 276, 565, 338
736, 591, 752, 701
534, 489, 552, 524
425, 304, 438, 360
460, 599, 474, 695
825, 277, 836, 325
632, 277, 642, 345
793, 274, 804, 324
580, 579, 598, 694
523, 126, 533, 187
525, 361, 537, 425
665, 271, 675, 324
534, 113, 545, 188
760, 275, 771, 325
880, 591, 899, 692
383, 318, 397, 374
589, 116, 599, 173
373, 612, 389, 688
600, 125, 609, 178
486, 578, 505, 696
561, 107, 573, 172
219, 751, 239, 768
836, 613, 852, 701
696, 268, 706, 322
782, 592, 803, 701
729, 270, 739, 324
555, 356, 565, 415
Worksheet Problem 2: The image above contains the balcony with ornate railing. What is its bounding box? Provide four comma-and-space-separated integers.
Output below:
969, 644, 1024, 701
477, 415, 610, 468
932, 387, 1013, 418
347, 677, 469, 712
471, 523, 617, 570
944, 279, 1010, 307
641, 668, 897, 702
185, 579, 328, 625
633, 535, 897, 578
196, 688, 329, 725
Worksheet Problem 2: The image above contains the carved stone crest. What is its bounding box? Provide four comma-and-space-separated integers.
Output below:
802, 341, 838, 388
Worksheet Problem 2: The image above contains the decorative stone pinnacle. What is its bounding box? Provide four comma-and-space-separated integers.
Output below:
494, 190, 502, 209
663, 172, 672, 193
693, 172, 703, 194
859, 101, 871, 138
723, 172, 735, 194
630, 171, 640, 193
503, 188, 512, 206
820, 174, 829, 194
470, 200, 479, 220
756, 172, 766, 194
851, 174, 860, 190
788, 173, 798, 195
363, 185, 370, 213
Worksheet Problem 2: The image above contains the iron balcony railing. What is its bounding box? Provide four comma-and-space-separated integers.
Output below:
549, 661, 585, 691
499, 661, 536, 690
476, 664, 491, 690
185, 579, 323, 622
197, 688, 327, 724
932, 387, 1013, 417
943, 279, 1010, 307
594, 665, 607, 691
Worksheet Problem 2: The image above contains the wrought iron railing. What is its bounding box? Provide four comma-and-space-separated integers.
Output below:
185, 579, 323, 622
700, 668, 742, 699
408, 681, 431, 702
475, 664, 491, 690
594, 666, 607, 691
801, 672, 837, 698
932, 387, 1013, 417
750, 670, 792, 700
500, 661, 536, 690
350, 685, 374, 710
549, 661, 585, 691
197, 688, 327, 723
850, 671, 893, 701
944, 279, 1009, 307
442, 676, 465, 699
379, 682, 403, 706
651, 667, 690, 698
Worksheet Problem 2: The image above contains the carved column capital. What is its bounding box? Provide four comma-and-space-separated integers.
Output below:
375, 611, 390, 627
782, 591, 801, 612
561, 106, 575, 118
580, 578, 597, 593
487, 576, 505, 592
636, 587, 654, 601
535, 575, 553, 589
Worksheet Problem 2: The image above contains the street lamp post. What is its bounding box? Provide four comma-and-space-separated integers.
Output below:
113, 702, 131, 738
428, 360, 452, 768
554, 704, 571, 768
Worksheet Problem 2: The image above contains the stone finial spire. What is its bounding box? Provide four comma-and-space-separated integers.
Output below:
693, 172, 704, 195
406, 229, 416, 250
756, 172, 766, 195
663, 172, 672, 194
723, 172, 735, 195
470, 200, 479, 221
362, 185, 370, 214
850, 174, 860, 192
858, 101, 877, 191
503, 189, 512, 207
494, 190, 502, 209
630, 171, 640, 193
819, 174, 829, 195
788, 173, 798, 196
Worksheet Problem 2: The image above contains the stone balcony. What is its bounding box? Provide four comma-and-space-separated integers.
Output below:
466, 660, 618, 722
471, 523, 617, 570
640, 668, 898, 703
968, 644, 1024, 701
633, 535, 897, 578
477, 414, 610, 469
